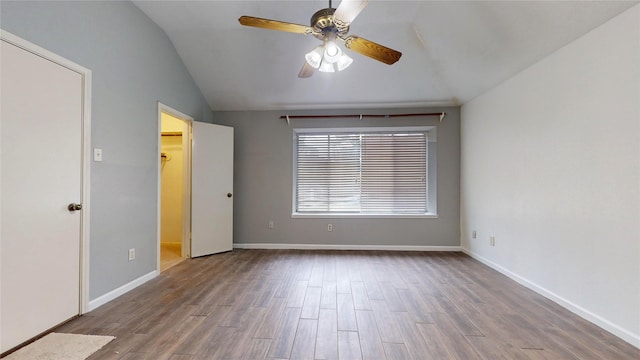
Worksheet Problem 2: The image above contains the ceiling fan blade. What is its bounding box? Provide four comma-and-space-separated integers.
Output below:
298, 61, 315, 78
238, 16, 312, 35
343, 36, 402, 65
334, 0, 369, 25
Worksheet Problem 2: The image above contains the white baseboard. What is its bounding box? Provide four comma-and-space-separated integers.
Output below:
233, 243, 461, 252
461, 247, 640, 349
86, 270, 158, 312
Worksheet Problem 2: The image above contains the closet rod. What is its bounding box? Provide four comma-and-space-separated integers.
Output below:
280, 112, 446, 125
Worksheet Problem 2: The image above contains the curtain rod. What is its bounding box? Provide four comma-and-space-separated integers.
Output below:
280, 112, 446, 125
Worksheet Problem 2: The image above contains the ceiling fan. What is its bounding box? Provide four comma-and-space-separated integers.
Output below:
238, 0, 402, 78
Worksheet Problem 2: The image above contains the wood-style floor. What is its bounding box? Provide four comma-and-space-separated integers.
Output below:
56, 250, 638, 359
161, 243, 185, 272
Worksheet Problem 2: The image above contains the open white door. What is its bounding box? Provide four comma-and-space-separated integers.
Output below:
191, 122, 234, 257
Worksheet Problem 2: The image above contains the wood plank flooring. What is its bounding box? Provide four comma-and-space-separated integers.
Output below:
55, 250, 639, 359
161, 243, 185, 272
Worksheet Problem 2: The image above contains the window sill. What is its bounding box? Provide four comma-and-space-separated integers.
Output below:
291, 213, 438, 219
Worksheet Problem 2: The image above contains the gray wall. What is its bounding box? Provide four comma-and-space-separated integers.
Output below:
460, 5, 639, 344
213, 107, 460, 247
1, 1, 213, 300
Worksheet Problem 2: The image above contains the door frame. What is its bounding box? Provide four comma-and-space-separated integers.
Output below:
157, 103, 193, 272
0, 30, 92, 314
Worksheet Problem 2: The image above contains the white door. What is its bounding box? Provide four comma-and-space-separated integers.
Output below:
190, 122, 234, 257
1, 40, 83, 352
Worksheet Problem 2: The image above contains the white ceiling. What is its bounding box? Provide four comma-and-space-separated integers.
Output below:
133, 1, 636, 111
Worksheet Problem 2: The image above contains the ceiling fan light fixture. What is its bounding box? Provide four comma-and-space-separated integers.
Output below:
323, 41, 342, 63
318, 61, 335, 73
336, 53, 353, 71
240, 0, 403, 79
325, 41, 339, 56
305, 46, 324, 69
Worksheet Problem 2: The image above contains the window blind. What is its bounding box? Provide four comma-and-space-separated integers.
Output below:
295, 130, 428, 214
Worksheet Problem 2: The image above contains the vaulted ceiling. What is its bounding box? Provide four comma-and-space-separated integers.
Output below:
133, 1, 636, 111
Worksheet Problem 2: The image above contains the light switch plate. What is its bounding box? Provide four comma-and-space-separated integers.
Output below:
93, 148, 103, 162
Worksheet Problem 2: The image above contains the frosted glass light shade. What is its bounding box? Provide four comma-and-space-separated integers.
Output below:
336, 53, 353, 71
304, 46, 324, 69
305, 42, 353, 73
319, 62, 335, 73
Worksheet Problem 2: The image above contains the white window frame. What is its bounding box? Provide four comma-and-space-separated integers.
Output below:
292, 126, 437, 219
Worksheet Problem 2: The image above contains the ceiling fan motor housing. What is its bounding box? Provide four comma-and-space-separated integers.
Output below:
311, 8, 349, 41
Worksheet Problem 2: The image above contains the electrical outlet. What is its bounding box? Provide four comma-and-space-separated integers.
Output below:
128, 248, 135, 261
327, 224, 333, 232
268, 220, 274, 229
472, 230, 477, 239
489, 236, 495, 247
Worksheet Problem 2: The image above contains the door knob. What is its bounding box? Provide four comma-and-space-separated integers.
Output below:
68, 203, 82, 212
227, 193, 233, 198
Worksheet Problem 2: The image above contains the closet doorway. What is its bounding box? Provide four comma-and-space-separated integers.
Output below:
159, 105, 192, 272
157, 103, 234, 272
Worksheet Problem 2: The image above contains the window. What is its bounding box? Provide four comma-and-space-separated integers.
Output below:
293, 127, 437, 218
